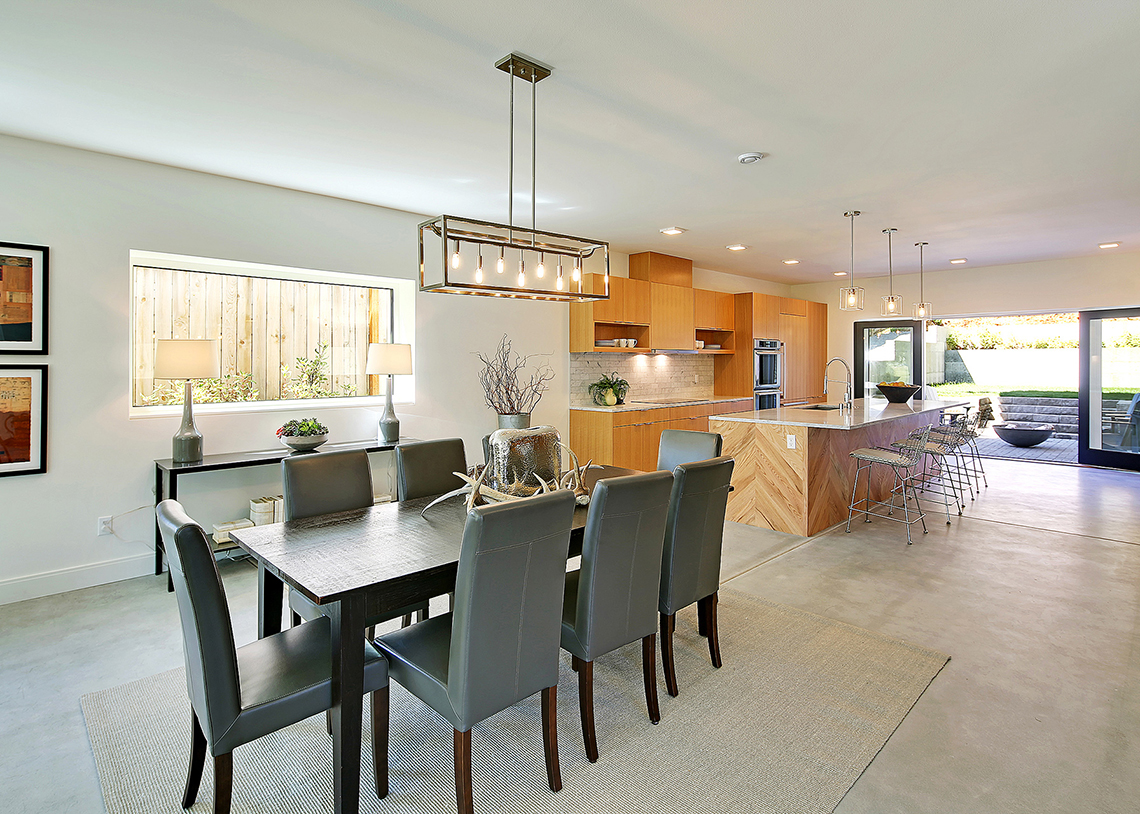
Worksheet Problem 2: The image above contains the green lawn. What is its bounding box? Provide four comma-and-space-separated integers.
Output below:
932, 383, 1135, 400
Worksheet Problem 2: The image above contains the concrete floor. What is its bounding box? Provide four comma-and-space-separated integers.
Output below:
2, 456, 1138, 813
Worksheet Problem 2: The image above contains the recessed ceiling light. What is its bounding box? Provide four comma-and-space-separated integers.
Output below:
782, 259, 799, 265
726, 244, 748, 251
737, 152, 767, 164
950, 258, 968, 264
660, 226, 686, 236
833, 271, 848, 276
1099, 242, 1120, 249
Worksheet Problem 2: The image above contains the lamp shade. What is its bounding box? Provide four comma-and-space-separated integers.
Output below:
154, 339, 220, 379
366, 343, 413, 376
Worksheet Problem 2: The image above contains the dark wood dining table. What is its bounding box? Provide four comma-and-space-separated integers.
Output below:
228, 466, 631, 814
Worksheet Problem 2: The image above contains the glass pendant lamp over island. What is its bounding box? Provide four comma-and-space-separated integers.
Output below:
881, 228, 903, 316
913, 242, 933, 319
366, 342, 413, 444
839, 210, 865, 311
418, 53, 609, 302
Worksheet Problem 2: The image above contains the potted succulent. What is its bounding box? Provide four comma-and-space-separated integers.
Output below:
588, 372, 630, 406
277, 417, 329, 452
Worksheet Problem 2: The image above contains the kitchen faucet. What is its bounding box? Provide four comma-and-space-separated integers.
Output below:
824, 357, 854, 410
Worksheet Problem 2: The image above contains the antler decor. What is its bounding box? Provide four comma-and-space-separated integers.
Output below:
420, 427, 598, 516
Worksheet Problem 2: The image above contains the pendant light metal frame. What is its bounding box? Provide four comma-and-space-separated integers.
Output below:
839, 210, 864, 311
880, 227, 903, 316
913, 241, 932, 319
419, 53, 610, 301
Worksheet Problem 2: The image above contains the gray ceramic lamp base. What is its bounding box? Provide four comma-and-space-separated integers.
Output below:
172, 381, 204, 463
379, 386, 400, 444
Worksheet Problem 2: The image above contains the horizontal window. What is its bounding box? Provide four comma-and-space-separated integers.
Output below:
129, 251, 415, 417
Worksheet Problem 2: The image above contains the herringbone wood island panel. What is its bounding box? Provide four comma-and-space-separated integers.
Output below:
713, 412, 933, 536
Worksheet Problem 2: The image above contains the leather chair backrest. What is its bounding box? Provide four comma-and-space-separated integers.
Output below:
657, 429, 723, 473
396, 438, 467, 501
156, 500, 240, 746
572, 471, 674, 658
659, 456, 735, 616
282, 449, 373, 521
447, 490, 575, 731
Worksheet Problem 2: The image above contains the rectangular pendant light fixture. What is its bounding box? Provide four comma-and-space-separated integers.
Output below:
418, 53, 610, 302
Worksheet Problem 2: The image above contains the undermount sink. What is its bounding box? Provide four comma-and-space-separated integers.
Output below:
800, 404, 844, 411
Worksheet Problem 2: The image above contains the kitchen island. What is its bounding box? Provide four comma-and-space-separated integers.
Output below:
710, 398, 967, 536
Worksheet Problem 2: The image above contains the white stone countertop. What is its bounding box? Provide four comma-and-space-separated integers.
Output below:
570, 396, 752, 413
708, 398, 969, 430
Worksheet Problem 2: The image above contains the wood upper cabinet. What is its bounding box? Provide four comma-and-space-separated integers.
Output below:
587, 275, 650, 325
629, 252, 693, 287
646, 283, 695, 350
752, 293, 781, 339
779, 297, 808, 317
806, 300, 828, 402
694, 289, 734, 330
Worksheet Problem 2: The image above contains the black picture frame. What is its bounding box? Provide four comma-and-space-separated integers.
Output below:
0, 242, 49, 354
0, 364, 47, 477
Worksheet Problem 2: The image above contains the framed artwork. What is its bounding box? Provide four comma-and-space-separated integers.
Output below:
0, 364, 47, 477
0, 242, 48, 354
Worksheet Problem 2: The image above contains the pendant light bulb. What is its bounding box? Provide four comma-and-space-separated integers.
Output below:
517, 257, 525, 287
450, 241, 461, 269
475, 247, 483, 284
536, 252, 545, 278
497, 247, 505, 273
572, 257, 581, 282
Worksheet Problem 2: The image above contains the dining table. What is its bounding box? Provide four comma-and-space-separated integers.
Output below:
228, 465, 632, 814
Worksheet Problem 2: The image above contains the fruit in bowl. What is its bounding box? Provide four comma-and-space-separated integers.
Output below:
277, 418, 329, 452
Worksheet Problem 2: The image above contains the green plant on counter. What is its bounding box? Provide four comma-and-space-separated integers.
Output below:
588, 372, 630, 406
276, 418, 329, 438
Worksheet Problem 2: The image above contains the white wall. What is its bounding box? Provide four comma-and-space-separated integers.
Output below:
791, 252, 1140, 383
0, 135, 570, 603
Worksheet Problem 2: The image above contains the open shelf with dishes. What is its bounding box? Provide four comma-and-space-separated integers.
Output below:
695, 327, 734, 354
592, 321, 650, 352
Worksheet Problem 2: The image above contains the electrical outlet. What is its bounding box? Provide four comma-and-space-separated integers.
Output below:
786, 434, 796, 450
98, 516, 114, 536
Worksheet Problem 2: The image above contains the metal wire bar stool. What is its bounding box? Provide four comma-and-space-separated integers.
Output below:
933, 410, 987, 496
846, 424, 932, 545
892, 416, 971, 525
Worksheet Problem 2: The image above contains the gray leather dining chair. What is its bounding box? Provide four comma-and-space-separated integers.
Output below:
657, 429, 723, 473
561, 470, 674, 762
396, 437, 467, 500
156, 499, 390, 814
284, 449, 428, 628
658, 456, 735, 697
374, 490, 576, 814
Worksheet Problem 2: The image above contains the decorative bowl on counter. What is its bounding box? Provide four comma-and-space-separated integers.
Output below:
875, 383, 921, 403
280, 434, 328, 452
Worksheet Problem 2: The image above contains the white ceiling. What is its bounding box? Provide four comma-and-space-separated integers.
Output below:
3, 0, 1139, 283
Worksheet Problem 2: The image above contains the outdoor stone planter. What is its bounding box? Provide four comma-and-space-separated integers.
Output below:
992, 421, 1055, 448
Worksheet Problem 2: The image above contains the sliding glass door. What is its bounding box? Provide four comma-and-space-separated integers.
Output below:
853, 320, 925, 400
1079, 308, 1140, 470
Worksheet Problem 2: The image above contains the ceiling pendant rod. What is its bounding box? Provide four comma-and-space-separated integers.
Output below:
507, 65, 515, 234
532, 71, 537, 239
914, 241, 931, 319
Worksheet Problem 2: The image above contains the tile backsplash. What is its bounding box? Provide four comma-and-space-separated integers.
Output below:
570, 353, 714, 405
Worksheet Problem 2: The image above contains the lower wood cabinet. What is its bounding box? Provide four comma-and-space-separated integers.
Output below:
570, 400, 752, 471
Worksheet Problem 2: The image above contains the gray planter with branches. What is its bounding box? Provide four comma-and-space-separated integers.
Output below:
477, 335, 554, 428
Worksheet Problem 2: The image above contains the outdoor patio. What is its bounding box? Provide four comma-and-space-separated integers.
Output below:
973, 430, 1078, 465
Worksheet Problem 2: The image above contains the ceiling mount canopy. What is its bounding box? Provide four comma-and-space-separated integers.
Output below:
419, 53, 610, 302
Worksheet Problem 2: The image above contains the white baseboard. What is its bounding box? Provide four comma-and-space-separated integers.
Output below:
0, 552, 154, 606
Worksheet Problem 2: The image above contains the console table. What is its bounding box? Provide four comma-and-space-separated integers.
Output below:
154, 438, 411, 590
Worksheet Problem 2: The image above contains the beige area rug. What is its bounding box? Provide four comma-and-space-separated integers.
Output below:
82, 590, 948, 814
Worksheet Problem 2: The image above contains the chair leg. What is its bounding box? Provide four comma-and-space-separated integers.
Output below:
213, 753, 233, 814
697, 603, 708, 637
642, 634, 661, 724
453, 728, 473, 814
703, 592, 722, 669
401, 613, 413, 627
372, 686, 389, 798
541, 685, 562, 792
182, 712, 207, 809
660, 612, 679, 697
573, 657, 598, 762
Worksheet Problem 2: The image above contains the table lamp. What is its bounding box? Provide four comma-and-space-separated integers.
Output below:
155, 339, 220, 463
366, 342, 413, 443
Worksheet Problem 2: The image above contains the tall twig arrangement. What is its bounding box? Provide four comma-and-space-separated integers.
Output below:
477, 334, 555, 415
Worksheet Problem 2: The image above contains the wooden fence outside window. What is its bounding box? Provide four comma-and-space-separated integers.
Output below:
132, 266, 391, 406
